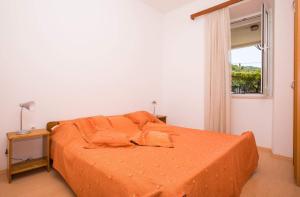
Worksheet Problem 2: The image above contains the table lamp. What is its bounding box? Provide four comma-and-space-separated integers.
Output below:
152, 100, 157, 115
17, 101, 35, 135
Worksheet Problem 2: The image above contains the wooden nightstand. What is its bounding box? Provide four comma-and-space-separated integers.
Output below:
6, 129, 50, 183
156, 115, 167, 123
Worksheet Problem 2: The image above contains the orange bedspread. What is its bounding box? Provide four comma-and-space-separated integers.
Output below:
51, 124, 258, 197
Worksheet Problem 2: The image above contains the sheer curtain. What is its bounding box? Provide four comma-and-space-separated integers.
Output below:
204, 8, 231, 133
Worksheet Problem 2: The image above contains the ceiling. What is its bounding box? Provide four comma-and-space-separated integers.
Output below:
141, 0, 197, 12
141, 0, 273, 15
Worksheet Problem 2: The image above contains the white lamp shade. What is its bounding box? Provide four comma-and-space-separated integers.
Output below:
20, 101, 35, 111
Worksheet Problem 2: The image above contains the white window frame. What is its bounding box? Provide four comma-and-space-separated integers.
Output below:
262, 5, 273, 97
230, 4, 273, 99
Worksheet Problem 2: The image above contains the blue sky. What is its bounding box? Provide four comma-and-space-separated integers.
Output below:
231, 45, 262, 68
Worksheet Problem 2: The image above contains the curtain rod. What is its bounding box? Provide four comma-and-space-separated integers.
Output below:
190, 0, 243, 20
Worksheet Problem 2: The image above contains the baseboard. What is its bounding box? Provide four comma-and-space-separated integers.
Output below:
258, 146, 293, 161
258, 146, 272, 153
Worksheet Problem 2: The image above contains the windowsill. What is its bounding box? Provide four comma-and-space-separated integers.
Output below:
231, 94, 272, 99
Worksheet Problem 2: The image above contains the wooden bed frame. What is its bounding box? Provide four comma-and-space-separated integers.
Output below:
46, 121, 60, 132
47, 121, 59, 166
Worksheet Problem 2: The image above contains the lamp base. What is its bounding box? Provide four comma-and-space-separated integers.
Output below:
16, 130, 31, 135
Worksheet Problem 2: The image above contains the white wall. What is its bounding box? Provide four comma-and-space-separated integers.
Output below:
272, 0, 294, 157
161, 0, 225, 129
161, 0, 293, 157
231, 98, 273, 148
0, 0, 163, 170
0, 0, 294, 172
161, 0, 273, 148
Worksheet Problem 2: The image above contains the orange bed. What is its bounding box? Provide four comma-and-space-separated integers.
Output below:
50, 113, 258, 197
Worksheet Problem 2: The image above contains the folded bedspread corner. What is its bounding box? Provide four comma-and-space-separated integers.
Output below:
233, 130, 260, 195
240, 130, 260, 169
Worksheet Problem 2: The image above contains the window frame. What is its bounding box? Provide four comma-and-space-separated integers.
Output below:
262, 6, 273, 97
231, 44, 264, 96
230, 5, 273, 99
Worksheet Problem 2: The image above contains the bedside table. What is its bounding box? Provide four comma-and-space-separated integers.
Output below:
156, 115, 167, 123
6, 129, 50, 183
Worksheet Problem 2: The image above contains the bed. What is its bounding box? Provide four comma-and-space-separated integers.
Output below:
48, 112, 258, 197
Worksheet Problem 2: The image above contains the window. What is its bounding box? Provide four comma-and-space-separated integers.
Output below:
231, 45, 262, 94
230, 4, 272, 96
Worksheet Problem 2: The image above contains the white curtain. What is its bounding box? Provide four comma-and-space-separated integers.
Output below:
204, 8, 231, 133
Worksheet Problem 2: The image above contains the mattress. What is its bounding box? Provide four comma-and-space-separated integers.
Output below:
50, 123, 258, 197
